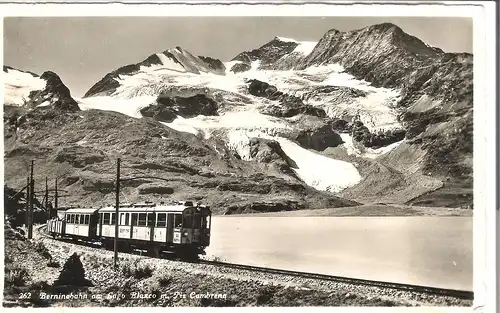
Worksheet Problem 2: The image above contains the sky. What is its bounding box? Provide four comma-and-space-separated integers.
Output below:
4, 17, 473, 97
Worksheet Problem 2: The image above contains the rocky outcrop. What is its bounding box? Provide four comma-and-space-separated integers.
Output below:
301, 85, 368, 104
198, 56, 226, 72
230, 62, 251, 73
350, 121, 406, 148
248, 79, 326, 118
140, 94, 219, 122
295, 124, 344, 151
231, 37, 299, 72
224, 200, 305, 215
282, 115, 344, 151
52, 146, 107, 168
4, 66, 80, 112
31, 71, 80, 112
53, 253, 92, 289
138, 184, 175, 195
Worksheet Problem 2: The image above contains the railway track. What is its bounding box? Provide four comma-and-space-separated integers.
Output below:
35, 225, 473, 300
198, 260, 474, 300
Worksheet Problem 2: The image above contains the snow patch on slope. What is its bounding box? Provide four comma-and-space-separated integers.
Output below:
77, 95, 155, 118
340, 134, 404, 159
164, 110, 291, 139
4, 68, 46, 106
226, 130, 361, 192
277, 138, 361, 192
292, 41, 317, 56
156, 53, 186, 72
227, 130, 252, 161
275, 36, 298, 43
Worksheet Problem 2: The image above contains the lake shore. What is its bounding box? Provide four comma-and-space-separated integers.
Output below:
229, 204, 473, 217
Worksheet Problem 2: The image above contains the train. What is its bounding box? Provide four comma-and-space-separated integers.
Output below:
46, 200, 212, 259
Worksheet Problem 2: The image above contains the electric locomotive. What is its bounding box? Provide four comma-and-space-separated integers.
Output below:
46, 201, 211, 258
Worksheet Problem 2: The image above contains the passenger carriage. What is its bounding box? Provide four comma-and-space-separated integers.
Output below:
47, 206, 97, 238
64, 208, 100, 239
97, 201, 211, 257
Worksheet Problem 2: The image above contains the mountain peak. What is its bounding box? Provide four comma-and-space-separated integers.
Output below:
274, 36, 298, 43
84, 46, 225, 97
360, 23, 442, 55
230, 36, 299, 69
367, 22, 403, 33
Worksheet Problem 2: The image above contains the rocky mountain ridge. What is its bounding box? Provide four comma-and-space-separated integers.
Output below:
231, 23, 472, 204
84, 47, 226, 98
3, 22, 473, 211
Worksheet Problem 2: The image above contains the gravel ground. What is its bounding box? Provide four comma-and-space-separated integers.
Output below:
3, 225, 473, 307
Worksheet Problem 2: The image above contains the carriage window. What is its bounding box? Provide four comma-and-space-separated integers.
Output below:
174, 214, 183, 228
147, 213, 156, 227
66, 214, 70, 222
183, 213, 193, 229
76, 215, 81, 224
111, 213, 116, 225
157, 213, 166, 227
193, 213, 201, 229
138, 213, 147, 226
125, 213, 130, 226
205, 215, 211, 230
70, 214, 75, 223
120, 213, 125, 225
103, 213, 110, 224
131, 213, 138, 226
84, 215, 90, 225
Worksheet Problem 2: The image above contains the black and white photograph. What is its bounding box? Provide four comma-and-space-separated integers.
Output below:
1, 1, 496, 309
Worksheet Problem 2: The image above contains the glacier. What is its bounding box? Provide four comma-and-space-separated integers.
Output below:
77, 46, 405, 194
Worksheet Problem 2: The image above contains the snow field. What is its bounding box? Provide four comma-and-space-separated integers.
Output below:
77, 95, 156, 119
4, 68, 47, 106
77, 48, 407, 193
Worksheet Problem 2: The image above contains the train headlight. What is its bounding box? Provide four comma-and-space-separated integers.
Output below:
183, 232, 188, 236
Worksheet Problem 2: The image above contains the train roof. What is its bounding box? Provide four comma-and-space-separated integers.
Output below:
65, 208, 100, 214
97, 202, 211, 213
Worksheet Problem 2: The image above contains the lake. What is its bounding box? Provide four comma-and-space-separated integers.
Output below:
205, 216, 473, 290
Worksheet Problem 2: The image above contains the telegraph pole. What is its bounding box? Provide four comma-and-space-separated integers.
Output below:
45, 177, 49, 220
25, 176, 30, 230
55, 178, 58, 210
28, 160, 34, 239
114, 158, 121, 269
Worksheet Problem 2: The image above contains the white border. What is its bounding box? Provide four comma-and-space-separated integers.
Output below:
0, 1, 496, 313
0, 2, 488, 16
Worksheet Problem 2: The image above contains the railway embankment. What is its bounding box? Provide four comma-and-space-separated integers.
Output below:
3, 224, 472, 307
